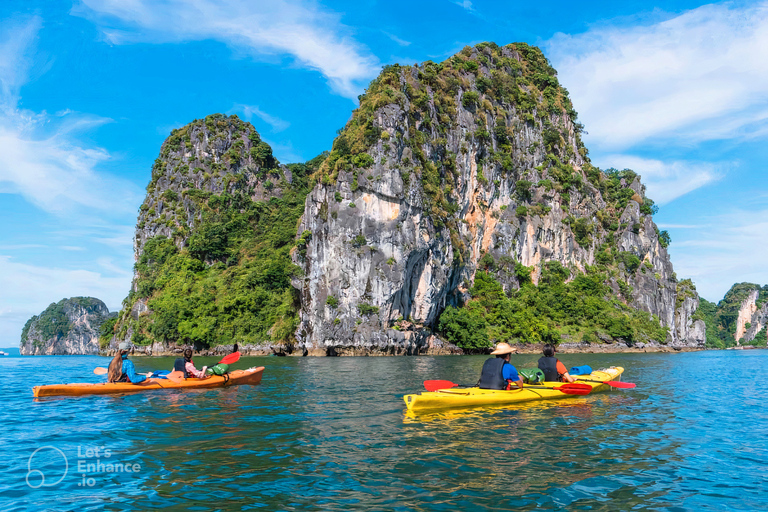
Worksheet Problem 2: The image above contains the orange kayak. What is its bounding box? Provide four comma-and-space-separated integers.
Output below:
33, 366, 265, 398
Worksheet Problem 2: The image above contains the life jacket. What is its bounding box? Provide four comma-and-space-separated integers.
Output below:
478, 357, 509, 390
538, 356, 561, 381
174, 358, 189, 378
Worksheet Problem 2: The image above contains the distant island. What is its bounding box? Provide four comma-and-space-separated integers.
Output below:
19, 297, 114, 355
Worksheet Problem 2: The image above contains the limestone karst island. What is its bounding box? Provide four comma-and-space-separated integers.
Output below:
20, 43, 768, 357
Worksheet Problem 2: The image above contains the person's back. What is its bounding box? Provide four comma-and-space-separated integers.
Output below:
108, 342, 148, 384
538, 354, 561, 381
173, 357, 188, 378
477, 342, 523, 390
477, 357, 507, 389
537, 344, 575, 383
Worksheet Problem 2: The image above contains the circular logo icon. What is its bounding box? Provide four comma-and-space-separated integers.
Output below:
26, 446, 68, 488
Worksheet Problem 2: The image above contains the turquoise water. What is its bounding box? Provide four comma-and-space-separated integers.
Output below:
1, 350, 766, 511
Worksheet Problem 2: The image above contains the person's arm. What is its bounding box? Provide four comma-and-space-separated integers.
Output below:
185, 361, 208, 379
504, 364, 525, 389
556, 360, 576, 383
123, 360, 147, 384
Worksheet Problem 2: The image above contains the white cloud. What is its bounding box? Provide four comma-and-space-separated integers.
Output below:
75, 0, 380, 99
667, 211, 768, 301
0, 18, 142, 217
233, 104, 290, 132
451, 1, 474, 12
547, 2, 768, 150
0, 16, 41, 107
383, 31, 411, 47
595, 154, 723, 204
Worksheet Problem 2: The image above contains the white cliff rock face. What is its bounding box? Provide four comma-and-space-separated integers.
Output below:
733, 289, 768, 344
292, 45, 703, 353
735, 289, 758, 344
20, 298, 112, 355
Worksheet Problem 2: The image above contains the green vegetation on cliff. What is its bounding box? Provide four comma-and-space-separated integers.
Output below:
438, 261, 669, 352
109, 114, 326, 347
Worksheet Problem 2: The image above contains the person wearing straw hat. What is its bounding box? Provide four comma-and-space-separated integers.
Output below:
477, 342, 524, 390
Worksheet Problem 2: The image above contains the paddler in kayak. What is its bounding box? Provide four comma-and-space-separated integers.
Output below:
538, 344, 576, 383
174, 348, 209, 379
477, 342, 524, 390
107, 342, 149, 384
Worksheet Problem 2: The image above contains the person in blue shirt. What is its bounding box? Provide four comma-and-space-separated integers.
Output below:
477, 342, 524, 390
107, 342, 149, 384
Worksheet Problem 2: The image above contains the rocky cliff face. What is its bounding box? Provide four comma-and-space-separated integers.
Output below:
20, 297, 111, 355
734, 287, 767, 344
292, 43, 703, 354
133, 113, 289, 261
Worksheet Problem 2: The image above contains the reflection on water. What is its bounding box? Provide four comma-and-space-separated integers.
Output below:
1, 351, 767, 510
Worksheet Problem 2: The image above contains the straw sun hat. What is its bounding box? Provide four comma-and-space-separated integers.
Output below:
490, 342, 515, 355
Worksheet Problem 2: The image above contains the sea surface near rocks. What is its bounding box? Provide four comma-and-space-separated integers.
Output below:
1, 351, 766, 511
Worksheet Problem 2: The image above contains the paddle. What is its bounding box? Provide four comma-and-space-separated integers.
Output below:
423, 380, 592, 395
423, 380, 458, 392
93, 367, 185, 383
524, 383, 593, 395
577, 379, 636, 389
218, 352, 241, 365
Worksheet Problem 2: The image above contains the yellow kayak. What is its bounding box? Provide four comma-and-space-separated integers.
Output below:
403, 366, 624, 412
33, 367, 265, 398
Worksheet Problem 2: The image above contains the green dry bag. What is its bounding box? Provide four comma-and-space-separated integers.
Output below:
519, 368, 545, 384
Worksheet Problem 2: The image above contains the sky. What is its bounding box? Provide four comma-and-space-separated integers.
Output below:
1, 0, 767, 345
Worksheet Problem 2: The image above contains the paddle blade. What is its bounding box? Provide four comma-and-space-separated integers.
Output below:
556, 383, 593, 395
218, 352, 240, 365
165, 371, 185, 383
605, 380, 636, 389
424, 380, 458, 392
94, 367, 108, 375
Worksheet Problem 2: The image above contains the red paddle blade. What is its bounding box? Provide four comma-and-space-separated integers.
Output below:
605, 380, 636, 389
556, 383, 593, 395
218, 352, 240, 365
424, 380, 458, 392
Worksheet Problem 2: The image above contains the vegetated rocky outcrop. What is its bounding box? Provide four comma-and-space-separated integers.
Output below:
113, 43, 707, 356
107, 114, 313, 355
292, 42, 705, 354
20, 297, 112, 355
697, 283, 768, 348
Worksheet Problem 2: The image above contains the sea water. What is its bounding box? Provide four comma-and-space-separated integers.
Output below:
0, 350, 766, 511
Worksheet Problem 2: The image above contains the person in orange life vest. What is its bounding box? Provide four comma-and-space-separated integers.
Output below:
537, 343, 576, 383
477, 342, 524, 390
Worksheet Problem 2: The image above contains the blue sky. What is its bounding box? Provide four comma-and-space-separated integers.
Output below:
1, 0, 767, 345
